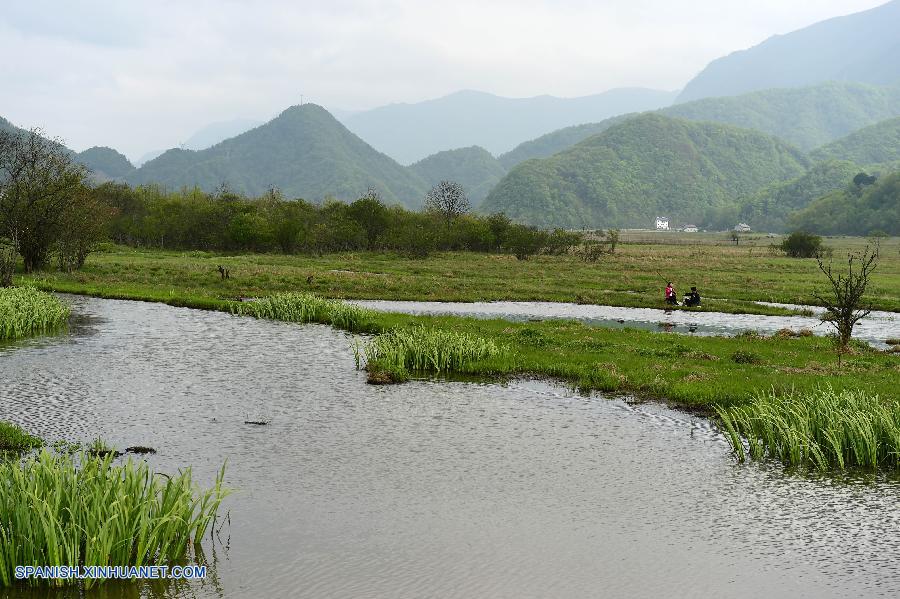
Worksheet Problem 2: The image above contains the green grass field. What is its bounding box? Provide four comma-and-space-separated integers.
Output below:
17, 234, 900, 314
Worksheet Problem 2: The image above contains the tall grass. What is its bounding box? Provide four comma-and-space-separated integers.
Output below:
0, 451, 229, 588
716, 387, 900, 470
231, 292, 373, 332
0, 287, 69, 341
0, 422, 42, 452
364, 326, 508, 374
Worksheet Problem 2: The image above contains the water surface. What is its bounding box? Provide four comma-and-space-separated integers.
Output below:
1, 296, 898, 598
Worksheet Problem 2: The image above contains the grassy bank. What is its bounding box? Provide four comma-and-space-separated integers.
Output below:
0, 422, 42, 452
0, 287, 70, 341
0, 450, 229, 588
17, 235, 900, 315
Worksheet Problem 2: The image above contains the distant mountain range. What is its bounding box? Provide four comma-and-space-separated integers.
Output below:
409, 146, 506, 206
677, 0, 900, 103
341, 88, 679, 164
481, 114, 810, 228
810, 115, 900, 166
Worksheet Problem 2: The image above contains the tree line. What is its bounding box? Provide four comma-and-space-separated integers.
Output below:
0, 128, 589, 275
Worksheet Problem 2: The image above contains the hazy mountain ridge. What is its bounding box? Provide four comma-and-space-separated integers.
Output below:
810, 116, 900, 166
481, 113, 810, 228
342, 88, 679, 164
677, 0, 900, 103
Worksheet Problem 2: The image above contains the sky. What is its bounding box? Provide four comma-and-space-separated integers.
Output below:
0, 0, 889, 161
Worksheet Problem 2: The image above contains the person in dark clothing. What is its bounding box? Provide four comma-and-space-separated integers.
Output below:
684, 286, 701, 307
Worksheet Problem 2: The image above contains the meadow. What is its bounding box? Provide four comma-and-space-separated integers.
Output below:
17, 234, 900, 315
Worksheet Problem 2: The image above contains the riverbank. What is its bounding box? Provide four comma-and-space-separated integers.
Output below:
16, 237, 900, 314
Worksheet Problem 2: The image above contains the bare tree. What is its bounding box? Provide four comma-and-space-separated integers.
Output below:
424, 180, 469, 226
0, 128, 88, 271
813, 244, 878, 354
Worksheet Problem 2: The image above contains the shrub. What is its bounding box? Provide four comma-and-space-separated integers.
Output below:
731, 350, 762, 364
506, 224, 548, 260
780, 231, 823, 258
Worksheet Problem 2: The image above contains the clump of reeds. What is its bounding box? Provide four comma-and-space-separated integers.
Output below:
0, 422, 42, 452
716, 387, 900, 470
363, 326, 508, 375
0, 450, 229, 588
231, 292, 373, 332
0, 287, 69, 341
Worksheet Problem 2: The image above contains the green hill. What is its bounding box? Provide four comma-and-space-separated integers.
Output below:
789, 170, 900, 235
810, 116, 900, 165
738, 160, 861, 232
76, 146, 135, 180
497, 115, 632, 169
677, 0, 900, 103
481, 114, 810, 228
128, 104, 428, 207
666, 82, 900, 151
408, 146, 506, 206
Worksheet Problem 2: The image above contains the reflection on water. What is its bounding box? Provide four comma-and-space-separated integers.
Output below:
1, 296, 899, 598
352, 299, 900, 348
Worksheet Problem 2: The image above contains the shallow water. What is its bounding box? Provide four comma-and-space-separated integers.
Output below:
353, 299, 900, 348
1, 296, 899, 598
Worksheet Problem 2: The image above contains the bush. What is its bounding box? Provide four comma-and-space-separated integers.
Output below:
731, 350, 762, 364
506, 224, 548, 260
780, 231, 823, 258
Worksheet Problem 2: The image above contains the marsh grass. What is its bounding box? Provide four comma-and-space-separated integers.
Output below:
716, 387, 900, 470
364, 326, 508, 377
0, 450, 229, 588
230, 292, 374, 332
0, 422, 42, 452
0, 287, 69, 341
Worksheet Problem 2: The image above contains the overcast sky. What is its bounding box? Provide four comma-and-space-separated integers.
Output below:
0, 0, 888, 160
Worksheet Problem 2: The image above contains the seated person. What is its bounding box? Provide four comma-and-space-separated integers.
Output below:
683, 286, 701, 307
664, 282, 678, 305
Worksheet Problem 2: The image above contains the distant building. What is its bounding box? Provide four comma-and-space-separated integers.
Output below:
683, 224, 699, 233
655, 216, 669, 230
734, 223, 752, 233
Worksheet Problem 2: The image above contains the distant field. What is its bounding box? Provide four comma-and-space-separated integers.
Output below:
19, 234, 900, 314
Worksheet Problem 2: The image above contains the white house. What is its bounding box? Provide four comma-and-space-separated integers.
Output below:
734, 223, 752, 233
655, 216, 669, 230
683, 224, 699, 233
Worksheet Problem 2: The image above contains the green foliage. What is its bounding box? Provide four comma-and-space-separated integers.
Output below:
739, 160, 861, 232
811, 116, 900, 166
498, 115, 632, 168
0, 287, 70, 341
731, 350, 762, 364
126, 105, 428, 207
716, 387, 900, 470
482, 114, 809, 228
790, 170, 900, 235
780, 231, 823, 258
0, 421, 42, 452
505, 225, 549, 260
0, 450, 229, 588
231, 292, 374, 332
364, 326, 508, 374
409, 146, 507, 206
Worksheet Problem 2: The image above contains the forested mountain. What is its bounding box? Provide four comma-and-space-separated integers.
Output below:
481, 114, 809, 228
789, 169, 900, 235
127, 104, 429, 207
667, 82, 900, 152
0, 117, 20, 135
76, 147, 135, 180
498, 82, 900, 168
738, 160, 861, 232
810, 116, 900, 165
182, 118, 264, 151
408, 146, 506, 206
342, 88, 678, 164
677, 0, 900, 103
497, 115, 633, 169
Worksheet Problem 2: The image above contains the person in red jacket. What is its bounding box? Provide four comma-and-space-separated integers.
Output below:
664, 282, 677, 305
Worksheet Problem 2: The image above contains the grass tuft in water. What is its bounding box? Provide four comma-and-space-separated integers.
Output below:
0, 287, 69, 341
0, 422, 42, 452
0, 450, 230, 588
364, 326, 508, 377
716, 387, 900, 470
231, 292, 373, 332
